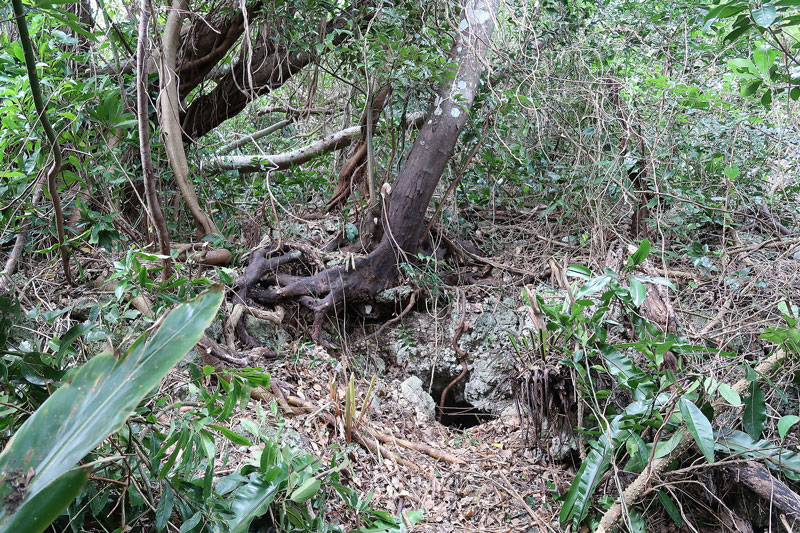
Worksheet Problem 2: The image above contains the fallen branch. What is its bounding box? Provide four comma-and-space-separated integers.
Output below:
596, 349, 787, 533
279, 389, 425, 473
206, 125, 362, 173
264, 383, 463, 467
218, 119, 293, 154
719, 460, 800, 523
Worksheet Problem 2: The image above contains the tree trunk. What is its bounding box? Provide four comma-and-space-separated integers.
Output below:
238, 0, 499, 344
383, 0, 498, 254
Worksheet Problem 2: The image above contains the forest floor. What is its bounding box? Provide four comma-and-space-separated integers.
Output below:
9, 197, 800, 532
173, 202, 798, 531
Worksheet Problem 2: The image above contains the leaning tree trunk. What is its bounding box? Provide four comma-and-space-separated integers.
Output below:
239, 0, 499, 344
384, 0, 497, 253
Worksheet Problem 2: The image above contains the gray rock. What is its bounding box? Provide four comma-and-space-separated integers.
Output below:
400, 376, 436, 420
386, 289, 562, 417
244, 315, 290, 349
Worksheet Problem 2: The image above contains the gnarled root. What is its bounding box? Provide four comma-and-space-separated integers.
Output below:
235, 240, 398, 346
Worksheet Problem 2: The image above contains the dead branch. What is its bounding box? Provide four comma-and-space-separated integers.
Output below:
719, 461, 800, 523
218, 119, 293, 154
205, 113, 425, 175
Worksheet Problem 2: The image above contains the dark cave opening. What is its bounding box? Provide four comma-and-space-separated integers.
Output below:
433, 385, 493, 429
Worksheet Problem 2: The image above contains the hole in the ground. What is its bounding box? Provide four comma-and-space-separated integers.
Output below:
433, 385, 493, 429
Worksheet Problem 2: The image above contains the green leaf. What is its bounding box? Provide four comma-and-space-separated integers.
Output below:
628, 239, 651, 268
740, 79, 763, 97
290, 477, 321, 503
778, 415, 800, 441
729, 58, 759, 78
155, 483, 174, 531
715, 429, 800, 481
724, 23, 752, 43
717, 382, 742, 406
628, 277, 647, 307
752, 4, 777, 27
680, 397, 715, 464
753, 45, 775, 78
1, 469, 89, 533
743, 381, 766, 440
657, 490, 683, 527
228, 466, 290, 533
654, 428, 684, 459
0, 287, 223, 526
558, 443, 611, 527
208, 425, 253, 446
723, 165, 740, 180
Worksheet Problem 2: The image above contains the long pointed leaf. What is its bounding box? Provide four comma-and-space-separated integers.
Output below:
0, 286, 223, 523
228, 465, 289, 532
680, 397, 715, 463
559, 442, 611, 526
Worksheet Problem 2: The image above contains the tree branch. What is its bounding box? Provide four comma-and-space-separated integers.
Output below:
11, 0, 74, 286
137, 0, 172, 280
158, 0, 219, 236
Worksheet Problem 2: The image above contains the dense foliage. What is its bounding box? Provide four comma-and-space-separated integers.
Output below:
0, 0, 798, 530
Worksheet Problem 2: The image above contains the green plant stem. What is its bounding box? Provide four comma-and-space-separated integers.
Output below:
11, 0, 74, 286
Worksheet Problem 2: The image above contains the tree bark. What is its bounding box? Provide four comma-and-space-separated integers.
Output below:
158, 0, 219, 237
236, 0, 499, 344
719, 461, 800, 523
181, 1, 374, 140
12, 0, 74, 286
137, 0, 172, 279
384, 0, 498, 254
205, 113, 424, 173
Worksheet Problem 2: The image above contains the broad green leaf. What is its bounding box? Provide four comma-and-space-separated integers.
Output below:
715, 429, 800, 481
629, 239, 651, 268
290, 477, 321, 503
1, 469, 89, 533
558, 443, 611, 526
0, 287, 223, 526
705, 2, 747, 22
599, 344, 649, 390
778, 415, 800, 441
724, 22, 752, 43
752, 4, 777, 27
728, 58, 759, 78
156, 483, 174, 531
740, 79, 762, 97
680, 398, 715, 464
717, 382, 742, 406
228, 465, 289, 533
654, 428, 684, 459
629, 277, 647, 307
753, 45, 776, 78
566, 264, 592, 279
743, 381, 766, 440
723, 165, 740, 180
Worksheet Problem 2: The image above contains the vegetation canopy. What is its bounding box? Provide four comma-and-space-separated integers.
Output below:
0, 0, 798, 531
